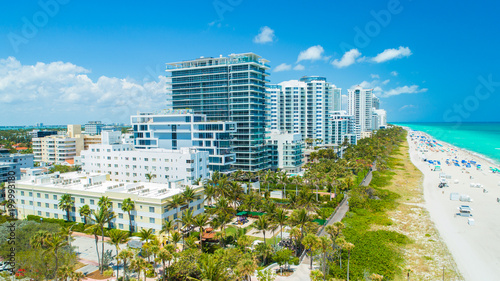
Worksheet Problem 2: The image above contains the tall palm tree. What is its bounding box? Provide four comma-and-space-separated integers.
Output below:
344, 242, 355, 281
58, 194, 74, 222
45, 234, 69, 281
253, 215, 271, 245
193, 255, 226, 281
117, 249, 134, 281
192, 213, 210, 250
302, 234, 319, 270
130, 257, 148, 281
78, 204, 90, 225
121, 198, 135, 233
107, 229, 129, 278
160, 219, 174, 243
84, 224, 103, 270
170, 231, 182, 250
274, 208, 288, 244
89, 207, 115, 273
290, 208, 310, 239
168, 194, 185, 230
138, 228, 156, 243
203, 184, 216, 207
317, 236, 332, 280
178, 209, 194, 249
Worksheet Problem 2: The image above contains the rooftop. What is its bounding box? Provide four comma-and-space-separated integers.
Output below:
17, 172, 196, 200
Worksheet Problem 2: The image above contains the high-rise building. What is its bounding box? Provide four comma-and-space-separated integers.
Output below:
327, 111, 357, 147
266, 76, 342, 144
348, 86, 373, 136
266, 131, 303, 173
131, 110, 236, 173
372, 95, 380, 110
84, 121, 104, 135
166, 53, 270, 172
29, 130, 58, 138
372, 109, 387, 130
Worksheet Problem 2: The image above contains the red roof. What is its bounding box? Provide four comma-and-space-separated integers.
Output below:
15, 147, 28, 150
65, 159, 75, 165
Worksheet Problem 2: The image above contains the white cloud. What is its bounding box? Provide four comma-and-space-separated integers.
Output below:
399, 104, 417, 111
391, 71, 398, 76
331, 49, 361, 68
0, 57, 168, 124
382, 79, 390, 85
381, 85, 427, 97
297, 45, 325, 62
350, 79, 427, 98
253, 26, 275, 44
370, 74, 380, 79
372, 46, 412, 63
293, 64, 305, 71
274, 63, 292, 72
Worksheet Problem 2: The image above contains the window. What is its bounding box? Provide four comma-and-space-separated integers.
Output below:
29, 201, 33, 206
118, 203, 122, 208
80, 198, 85, 204
37, 193, 41, 198
29, 192, 32, 197
119, 224, 123, 230
46, 212, 50, 217
37, 202, 41, 207
90, 199, 95, 205
54, 214, 58, 219
119, 213, 123, 219
53, 195, 57, 200
45, 203, 49, 208
45, 194, 48, 199
149, 218, 155, 224
37, 211, 41, 216
149, 207, 155, 213
20, 191, 24, 196
54, 204, 57, 209
130, 215, 135, 221
21, 200, 25, 204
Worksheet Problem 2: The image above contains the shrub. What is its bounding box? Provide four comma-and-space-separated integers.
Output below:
102, 269, 114, 277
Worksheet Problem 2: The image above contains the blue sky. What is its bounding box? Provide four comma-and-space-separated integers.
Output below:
1, 0, 499, 125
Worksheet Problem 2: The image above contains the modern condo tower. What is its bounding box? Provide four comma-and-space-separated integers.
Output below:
166, 53, 271, 172
348, 86, 373, 136
266, 76, 341, 144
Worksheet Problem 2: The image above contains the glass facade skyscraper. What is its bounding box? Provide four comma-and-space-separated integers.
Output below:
166, 53, 271, 172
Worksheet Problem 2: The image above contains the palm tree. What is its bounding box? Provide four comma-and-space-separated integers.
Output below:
160, 219, 174, 243
193, 255, 226, 281
302, 234, 319, 270
89, 207, 115, 273
98, 196, 112, 209
274, 208, 288, 244
344, 242, 355, 281
79, 204, 90, 225
182, 186, 197, 206
138, 228, 156, 243
192, 213, 210, 250
156, 248, 173, 281
117, 249, 134, 281
170, 231, 182, 250
58, 194, 74, 222
29, 230, 50, 248
317, 236, 332, 280
107, 229, 129, 278
45, 234, 69, 281
121, 198, 135, 233
145, 172, 156, 182
290, 208, 310, 239
71, 271, 85, 281
252, 215, 271, 245
178, 209, 194, 250
57, 265, 74, 281
130, 257, 148, 281
203, 184, 217, 207
84, 224, 103, 270
168, 194, 185, 230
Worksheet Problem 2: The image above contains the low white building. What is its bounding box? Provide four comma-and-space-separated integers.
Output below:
15, 172, 205, 232
80, 132, 209, 185
267, 130, 303, 173
372, 109, 387, 130
327, 111, 357, 146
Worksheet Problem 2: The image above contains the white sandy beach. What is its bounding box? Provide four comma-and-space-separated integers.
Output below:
407, 129, 500, 281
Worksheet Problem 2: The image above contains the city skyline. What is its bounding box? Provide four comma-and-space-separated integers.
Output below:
1, 0, 500, 125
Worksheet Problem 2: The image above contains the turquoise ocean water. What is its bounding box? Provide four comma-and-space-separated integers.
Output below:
393, 123, 500, 165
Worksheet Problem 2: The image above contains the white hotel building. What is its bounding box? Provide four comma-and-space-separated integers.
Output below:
80, 131, 209, 185
15, 172, 205, 232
